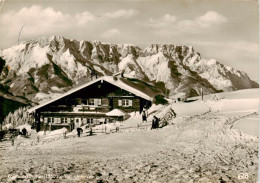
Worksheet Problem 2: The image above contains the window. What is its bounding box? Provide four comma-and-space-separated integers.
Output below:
47, 117, 54, 123
61, 118, 64, 123
89, 98, 94, 105
122, 99, 133, 107
89, 98, 102, 106
87, 118, 94, 124
65, 118, 67, 123
123, 99, 129, 106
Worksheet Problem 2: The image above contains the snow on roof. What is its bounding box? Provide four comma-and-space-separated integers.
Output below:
106, 109, 125, 116
28, 76, 152, 113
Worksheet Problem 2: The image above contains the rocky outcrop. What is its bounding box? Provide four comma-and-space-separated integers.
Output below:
0, 36, 257, 103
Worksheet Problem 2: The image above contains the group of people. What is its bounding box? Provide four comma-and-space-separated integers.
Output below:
142, 108, 177, 130
142, 110, 160, 130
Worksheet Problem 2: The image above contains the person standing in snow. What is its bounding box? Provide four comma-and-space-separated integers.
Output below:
155, 116, 160, 129
37, 136, 40, 143
89, 127, 93, 136
11, 135, 15, 146
151, 119, 155, 130
151, 116, 159, 130
213, 94, 219, 101
142, 110, 147, 123
77, 127, 81, 137
22, 128, 27, 136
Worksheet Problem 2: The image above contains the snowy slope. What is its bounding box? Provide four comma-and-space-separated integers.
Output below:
0, 88, 258, 183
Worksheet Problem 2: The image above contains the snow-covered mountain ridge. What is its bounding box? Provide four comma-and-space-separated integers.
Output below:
0, 35, 258, 103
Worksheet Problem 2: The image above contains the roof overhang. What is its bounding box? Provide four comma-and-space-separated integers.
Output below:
28, 76, 152, 113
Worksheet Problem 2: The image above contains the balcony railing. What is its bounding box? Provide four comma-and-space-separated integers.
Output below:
74, 105, 112, 113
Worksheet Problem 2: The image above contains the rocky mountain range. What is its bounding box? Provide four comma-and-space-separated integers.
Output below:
0, 35, 258, 105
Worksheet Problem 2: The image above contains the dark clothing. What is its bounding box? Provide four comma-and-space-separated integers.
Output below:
170, 109, 177, 118
151, 116, 160, 130
151, 120, 156, 130
142, 113, 147, 122
22, 128, 27, 136
77, 128, 82, 137
156, 119, 159, 128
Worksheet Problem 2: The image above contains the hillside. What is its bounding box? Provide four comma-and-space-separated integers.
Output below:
0, 88, 258, 182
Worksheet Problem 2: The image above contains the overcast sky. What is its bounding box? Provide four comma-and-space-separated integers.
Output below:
0, 0, 258, 81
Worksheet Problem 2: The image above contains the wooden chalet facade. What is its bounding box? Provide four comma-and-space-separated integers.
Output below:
28, 76, 157, 132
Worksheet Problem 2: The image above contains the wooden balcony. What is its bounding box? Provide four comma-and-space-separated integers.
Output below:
74, 105, 112, 113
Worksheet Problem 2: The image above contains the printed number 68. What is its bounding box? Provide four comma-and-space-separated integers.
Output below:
238, 173, 248, 179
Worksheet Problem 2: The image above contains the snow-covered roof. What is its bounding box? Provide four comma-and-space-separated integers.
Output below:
106, 109, 125, 116
28, 76, 152, 113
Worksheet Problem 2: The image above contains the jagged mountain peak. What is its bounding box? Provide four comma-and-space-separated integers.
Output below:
144, 44, 194, 53
0, 36, 258, 103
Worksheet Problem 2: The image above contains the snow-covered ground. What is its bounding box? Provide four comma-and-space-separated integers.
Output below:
0, 88, 258, 182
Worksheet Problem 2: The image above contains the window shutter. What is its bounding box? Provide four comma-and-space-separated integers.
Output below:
98, 99, 102, 106
129, 100, 132, 106
94, 99, 98, 106
118, 99, 122, 106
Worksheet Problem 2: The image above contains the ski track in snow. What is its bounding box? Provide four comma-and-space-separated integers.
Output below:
0, 114, 258, 182
0, 90, 258, 183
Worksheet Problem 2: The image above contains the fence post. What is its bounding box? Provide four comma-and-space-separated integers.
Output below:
11, 136, 14, 146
